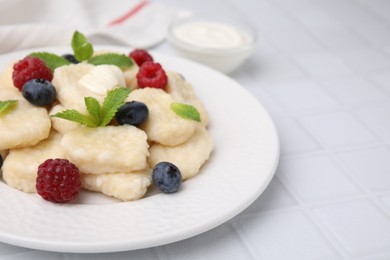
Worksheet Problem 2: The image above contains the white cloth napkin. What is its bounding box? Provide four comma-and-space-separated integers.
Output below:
0, 0, 191, 54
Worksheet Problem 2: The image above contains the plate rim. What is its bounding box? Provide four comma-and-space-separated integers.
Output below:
0, 45, 280, 253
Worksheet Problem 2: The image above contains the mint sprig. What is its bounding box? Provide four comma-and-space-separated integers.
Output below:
29, 52, 71, 71
28, 31, 134, 71
52, 87, 131, 127
52, 109, 97, 127
170, 103, 201, 122
88, 53, 133, 69
72, 31, 94, 62
0, 100, 17, 115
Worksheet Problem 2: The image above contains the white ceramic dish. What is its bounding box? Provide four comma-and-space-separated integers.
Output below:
167, 17, 256, 74
0, 46, 279, 253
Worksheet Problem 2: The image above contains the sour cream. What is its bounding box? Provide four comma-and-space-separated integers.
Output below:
173, 22, 251, 50
167, 20, 255, 74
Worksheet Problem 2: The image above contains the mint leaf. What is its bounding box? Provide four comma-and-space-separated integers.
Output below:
0, 100, 17, 115
88, 53, 133, 69
170, 103, 201, 122
51, 109, 97, 127
72, 31, 93, 61
51, 87, 130, 127
84, 97, 101, 125
29, 52, 71, 71
100, 87, 131, 126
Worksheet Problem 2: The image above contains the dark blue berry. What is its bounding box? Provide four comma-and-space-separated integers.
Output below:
152, 162, 182, 193
116, 101, 149, 127
0, 155, 3, 169
22, 79, 56, 107
62, 54, 79, 64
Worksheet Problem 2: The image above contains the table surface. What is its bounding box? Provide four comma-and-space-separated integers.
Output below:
2, 0, 390, 259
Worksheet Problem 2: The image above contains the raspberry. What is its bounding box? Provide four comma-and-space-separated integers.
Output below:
137, 61, 168, 89
36, 159, 81, 203
129, 49, 153, 66
12, 57, 53, 91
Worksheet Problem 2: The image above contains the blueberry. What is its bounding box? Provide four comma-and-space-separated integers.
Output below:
152, 162, 182, 193
22, 79, 56, 107
62, 54, 79, 64
115, 101, 149, 127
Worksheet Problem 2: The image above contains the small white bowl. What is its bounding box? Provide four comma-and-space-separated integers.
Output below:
167, 17, 256, 74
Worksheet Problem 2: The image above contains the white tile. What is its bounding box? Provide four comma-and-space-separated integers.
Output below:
240, 175, 298, 214
230, 0, 300, 31
264, 80, 340, 113
256, 37, 279, 54
316, 0, 384, 28
1, 251, 64, 260
254, 52, 306, 83
288, 6, 341, 28
236, 211, 342, 259
380, 195, 390, 212
371, 72, 390, 95
336, 147, 390, 191
246, 86, 287, 117
336, 49, 390, 73
272, 0, 317, 12
0, 243, 29, 256
291, 52, 353, 78
264, 28, 324, 53
161, 224, 253, 260
354, 25, 390, 48
308, 26, 369, 51
360, 254, 390, 260
273, 117, 321, 155
278, 155, 361, 202
361, 0, 390, 23
356, 105, 390, 142
301, 112, 378, 148
67, 248, 158, 260
321, 77, 389, 106
313, 199, 390, 256
384, 47, 390, 57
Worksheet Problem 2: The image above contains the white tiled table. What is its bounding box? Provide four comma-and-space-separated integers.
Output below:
2, 0, 390, 259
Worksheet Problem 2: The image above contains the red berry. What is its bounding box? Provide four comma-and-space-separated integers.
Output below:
129, 49, 153, 66
12, 57, 53, 91
36, 159, 81, 203
137, 61, 168, 89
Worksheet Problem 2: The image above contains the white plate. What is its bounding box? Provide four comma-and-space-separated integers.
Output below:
0, 46, 279, 253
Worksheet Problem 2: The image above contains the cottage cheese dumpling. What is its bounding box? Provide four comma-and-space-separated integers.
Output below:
81, 168, 152, 201
49, 104, 80, 134
0, 150, 7, 159
0, 94, 51, 150
128, 88, 197, 146
52, 63, 95, 112
165, 72, 209, 127
61, 125, 149, 174
53, 64, 126, 113
0, 63, 20, 93
148, 126, 213, 180
2, 131, 64, 193
123, 64, 139, 90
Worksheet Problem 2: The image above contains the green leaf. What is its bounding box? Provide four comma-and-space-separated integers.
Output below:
84, 97, 101, 125
170, 103, 201, 122
72, 31, 94, 61
29, 52, 71, 71
88, 53, 134, 69
0, 100, 17, 115
51, 109, 97, 127
100, 87, 131, 126
51, 87, 130, 128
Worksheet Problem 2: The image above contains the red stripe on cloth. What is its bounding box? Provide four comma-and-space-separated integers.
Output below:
107, 0, 149, 27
